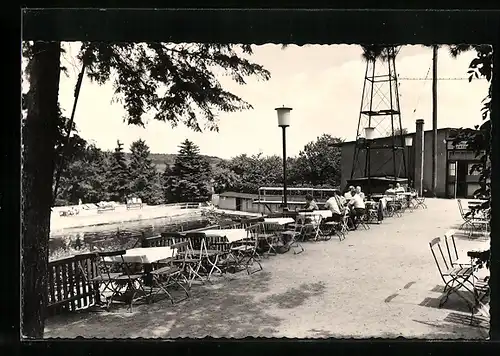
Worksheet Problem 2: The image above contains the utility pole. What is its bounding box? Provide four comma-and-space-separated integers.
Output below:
431, 45, 438, 197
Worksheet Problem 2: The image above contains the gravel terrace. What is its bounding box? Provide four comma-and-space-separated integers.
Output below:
44, 198, 490, 339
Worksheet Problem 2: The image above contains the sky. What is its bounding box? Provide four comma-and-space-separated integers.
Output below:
36, 43, 490, 159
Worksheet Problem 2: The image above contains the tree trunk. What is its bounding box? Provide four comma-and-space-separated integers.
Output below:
22, 41, 61, 338
431, 45, 438, 197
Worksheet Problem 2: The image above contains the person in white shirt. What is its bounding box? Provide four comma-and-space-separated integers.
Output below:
355, 186, 365, 200
324, 190, 343, 220
344, 186, 356, 200
394, 183, 405, 193
348, 192, 366, 230
385, 184, 396, 195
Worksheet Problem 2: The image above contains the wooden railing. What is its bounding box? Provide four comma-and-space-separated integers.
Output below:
47, 252, 100, 316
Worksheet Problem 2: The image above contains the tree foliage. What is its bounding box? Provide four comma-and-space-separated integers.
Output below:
128, 139, 162, 204
290, 134, 343, 187
78, 42, 271, 131
450, 45, 493, 205
106, 140, 130, 202
164, 139, 212, 203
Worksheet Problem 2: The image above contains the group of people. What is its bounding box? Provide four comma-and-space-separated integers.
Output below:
303, 185, 374, 230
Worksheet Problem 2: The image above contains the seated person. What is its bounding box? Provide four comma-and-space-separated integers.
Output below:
324, 190, 343, 221
394, 183, 405, 193
348, 191, 366, 230
385, 184, 396, 195
304, 194, 319, 211
355, 186, 365, 200
344, 186, 356, 200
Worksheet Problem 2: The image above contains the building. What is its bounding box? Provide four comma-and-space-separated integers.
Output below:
217, 192, 261, 213
340, 119, 484, 198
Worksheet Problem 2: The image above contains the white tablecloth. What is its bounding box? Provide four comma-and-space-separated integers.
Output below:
203, 228, 248, 243
298, 210, 333, 219
264, 217, 295, 225
104, 247, 176, 264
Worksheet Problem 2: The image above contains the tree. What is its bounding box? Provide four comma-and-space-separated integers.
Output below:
106, 140, 130, 202
225, 153, 283, 193
290, 134, 343, 188
164, 139, 212, 203
211, 161, 242, 194
128, 139, 159, 204
21, 41, 62, 338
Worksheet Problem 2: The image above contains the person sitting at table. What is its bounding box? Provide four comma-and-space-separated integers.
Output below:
348, 190, 366, 230
355, 186, 365, 200
324, 190, 343, 221
344, 186, 356, 200
394, 183, 405, 193
385, 184, 396, 195
304, 194, 319, 211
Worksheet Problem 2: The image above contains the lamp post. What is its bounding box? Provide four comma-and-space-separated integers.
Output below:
275, 106, 292, 211
405, 135, 414, 187
364, 127, 375, 197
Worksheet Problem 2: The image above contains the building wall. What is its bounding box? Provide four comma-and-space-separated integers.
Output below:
218, 196, 236, 210
340, 129, 450, 197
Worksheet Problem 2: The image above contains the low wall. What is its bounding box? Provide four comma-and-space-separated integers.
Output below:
50, 205, 203, 233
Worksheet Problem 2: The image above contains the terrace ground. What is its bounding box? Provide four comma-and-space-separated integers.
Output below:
44, 198, 490, 339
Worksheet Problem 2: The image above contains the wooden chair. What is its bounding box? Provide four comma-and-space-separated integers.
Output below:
90, 250, 126, 310
429, 237, 475, 310
150, 242, 190, 304
443, 230, 473, 268
231, 224, 263, 275
185, 232, 223, 280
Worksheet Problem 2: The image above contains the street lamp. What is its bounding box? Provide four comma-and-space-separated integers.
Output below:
275, 106, 292, 211
405, 135, 414, 187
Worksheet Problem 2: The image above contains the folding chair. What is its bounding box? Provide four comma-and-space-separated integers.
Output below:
186, 232, 223, 281
260, 221, 282, 256
414, 193, 427, 209
443, 230, 473, 268
101, 253, 149, 311
338, 208, 350, 239
90, 250, 126, 310
205, 235, 239, 274
231, 224, 263, 275
429, 237, 475, 310
472, 277, 490, 321
457, 200, 489, 238
150, 241, 190, 304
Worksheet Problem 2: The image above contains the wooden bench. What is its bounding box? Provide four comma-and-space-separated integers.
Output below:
97, 206, 115, 213
126, 203, 143, 210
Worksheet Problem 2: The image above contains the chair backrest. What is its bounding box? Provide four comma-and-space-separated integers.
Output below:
171, 241, 190, 266
144, 232, 184, 247
185, 232, 206, 250
205, 235, 231, 253
444, 230, 459, 266
429, 237, 450, 279
261, 221, 280, 234
245, 223, 264, 239
457, 199, 466, 218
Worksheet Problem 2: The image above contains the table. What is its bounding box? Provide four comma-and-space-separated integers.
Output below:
203, 228, 248, 243
105, 247, 176, 264
298, 210, 333, 219
264, 217, 295, 225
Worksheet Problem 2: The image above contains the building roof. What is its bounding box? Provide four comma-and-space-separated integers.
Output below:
219, 191, 259, 199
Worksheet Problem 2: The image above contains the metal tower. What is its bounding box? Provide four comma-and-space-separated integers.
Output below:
350, 46, 408, 188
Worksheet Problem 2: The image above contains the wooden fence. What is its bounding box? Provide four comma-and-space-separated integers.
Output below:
47, 252, 100, 316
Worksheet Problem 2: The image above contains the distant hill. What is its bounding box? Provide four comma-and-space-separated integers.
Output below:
124, 152, 225, 172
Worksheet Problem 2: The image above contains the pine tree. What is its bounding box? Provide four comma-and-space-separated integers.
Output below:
164, 139, 212, 203
128, 139, 158, 204
106, 140, 129, 202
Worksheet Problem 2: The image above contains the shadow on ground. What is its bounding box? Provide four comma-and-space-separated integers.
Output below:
420, 285, 476, 314
262, 282, 326, 309
45, 271, 283, 339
